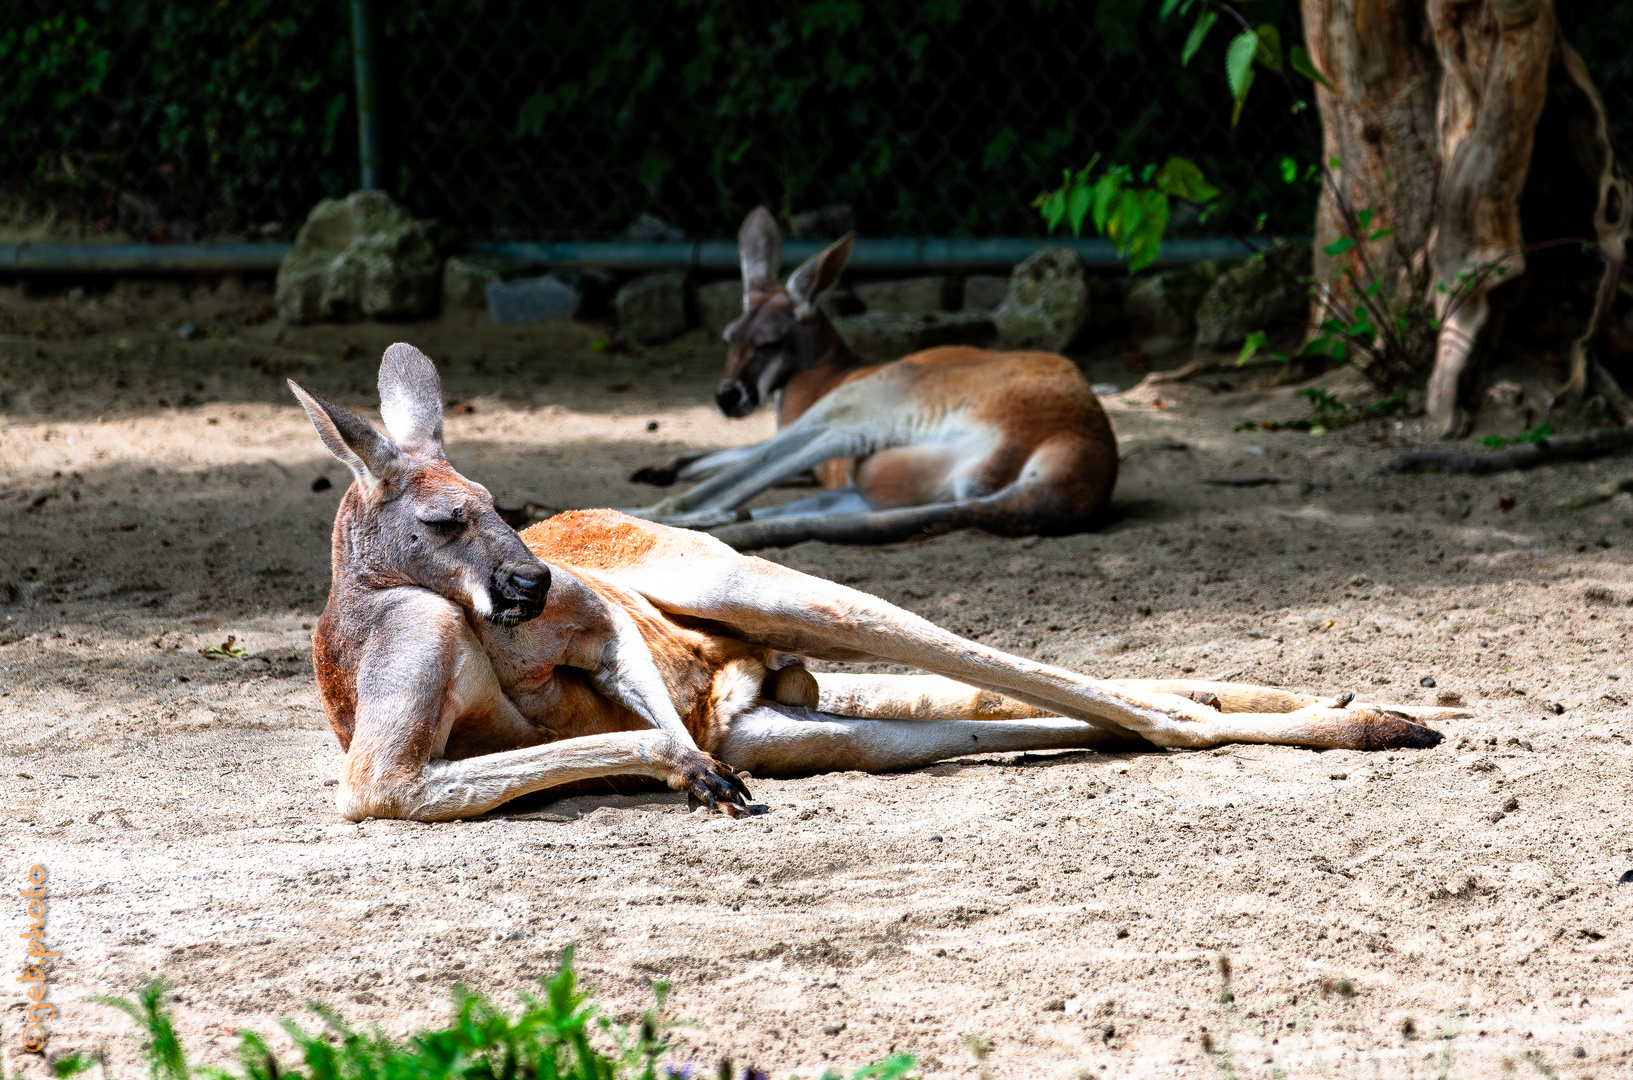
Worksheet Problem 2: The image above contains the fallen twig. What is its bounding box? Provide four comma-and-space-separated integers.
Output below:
1202, 476, 1287, 487
1380, 426, 1633, 476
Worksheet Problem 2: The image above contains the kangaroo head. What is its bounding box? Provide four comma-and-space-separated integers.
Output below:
716, 206, 855, 418
290, 343, 550, 626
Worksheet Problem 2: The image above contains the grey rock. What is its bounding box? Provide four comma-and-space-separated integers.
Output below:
616, 271, 691, 343
992, 247, 1090, 352
962, 274, 1010, 313
788, 204, 854, 239
622, 212, 687, 242
833, 310, 995, 361
854, 276, 948, 314
276, 190, 445, 324
443, 257, 502, 310
1194, 241, 1312, 349
487, 274, 581, 325
1122, 262, 1221, 342
443, 255, 530, 310
696, 279, 745, 336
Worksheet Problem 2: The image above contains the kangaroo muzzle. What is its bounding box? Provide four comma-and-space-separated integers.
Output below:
488, 561, 551, 626
715, 378, 755, 418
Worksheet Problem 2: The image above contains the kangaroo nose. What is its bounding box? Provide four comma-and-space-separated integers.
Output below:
715, 379, 751, 417
506, 566, 550, 602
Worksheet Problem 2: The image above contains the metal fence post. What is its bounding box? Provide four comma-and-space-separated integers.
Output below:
351, 0, 381, 191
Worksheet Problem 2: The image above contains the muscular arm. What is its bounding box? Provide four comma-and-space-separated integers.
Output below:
336, 588, 745, 822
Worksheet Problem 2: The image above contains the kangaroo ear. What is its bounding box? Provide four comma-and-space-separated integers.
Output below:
785, 233, 854, 318
377, 342, 445, 457
739, 206, 782, 294
288, 380, 400, 494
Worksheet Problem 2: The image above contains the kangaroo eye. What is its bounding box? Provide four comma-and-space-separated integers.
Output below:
418, 514, 465, 538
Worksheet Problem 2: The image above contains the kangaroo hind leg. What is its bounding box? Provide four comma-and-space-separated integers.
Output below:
710, 704, 1124, 778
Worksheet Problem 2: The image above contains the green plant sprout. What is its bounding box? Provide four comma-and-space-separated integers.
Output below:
1481, 422, 1555, 450
1033, 154, 1220, 273
1234, 387, 1409, 436
42, 950, 917, 1080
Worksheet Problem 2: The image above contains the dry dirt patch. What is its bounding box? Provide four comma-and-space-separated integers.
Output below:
1, 280, 1630, 1078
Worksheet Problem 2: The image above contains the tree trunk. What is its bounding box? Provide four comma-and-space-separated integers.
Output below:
1299, 0, 1633, 437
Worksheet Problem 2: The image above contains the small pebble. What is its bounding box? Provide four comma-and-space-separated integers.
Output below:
1115, 925, 1129, 939
646, 420, 659, 431
821, 1022, 846, 1035
1501, 795, 1519, 813
928, 834, 943, 842
1618, 869, 1633, 884
178, 322, 203, 340
1420, 675, 1436, 688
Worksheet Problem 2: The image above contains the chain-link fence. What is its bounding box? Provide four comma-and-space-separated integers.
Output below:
2, 2, 1631, 244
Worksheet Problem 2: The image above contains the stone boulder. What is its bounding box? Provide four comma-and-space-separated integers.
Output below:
854, 277, 949, 315
1122, 261, 1221, 342
487, 274, 581, 324
962, 274, 1010, 313
992, 247, 1090, 352
833, 311, 996, 361
696, 279, 745, 336
616, 271, 691, 343
1194, 241, 1312, 349
787, 203, 855, 239
443, 254, 532, 310
276, 191, 446, 324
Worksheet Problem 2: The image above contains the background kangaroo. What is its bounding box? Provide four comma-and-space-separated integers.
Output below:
629, 208, 1119, 549
293, 343, 1460, 823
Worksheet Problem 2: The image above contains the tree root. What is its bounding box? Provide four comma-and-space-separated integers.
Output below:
1380, 426, 1633, 476
1558, 475, 1633, 510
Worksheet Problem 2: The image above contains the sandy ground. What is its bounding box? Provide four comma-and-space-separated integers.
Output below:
1, 277, 1631, 1080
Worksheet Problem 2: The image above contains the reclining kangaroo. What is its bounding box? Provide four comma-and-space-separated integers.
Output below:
292, 344, 1460, 822
629, 207, 1119, 549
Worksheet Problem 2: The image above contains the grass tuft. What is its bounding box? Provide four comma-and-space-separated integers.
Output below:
52, 949, 916, 1080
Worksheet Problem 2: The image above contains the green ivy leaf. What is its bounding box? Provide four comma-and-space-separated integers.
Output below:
1254, 24, 1283, 72
1237, 329, 1270, 366
1279, 155, 1297, 183
1289, 45, 1333, 89
1230, 64, 1255, 125
1356, 208, 1373, 229
1323, 237, 1355, 256
1181, 11, 1218, 66
1154, 156, 1220, 202
1090, 171, 1123, 235
1066, 182, 1093, 237
1038, 187, 1066, 233
1369, 228, 1392, 241
1225, 29, 1258, 100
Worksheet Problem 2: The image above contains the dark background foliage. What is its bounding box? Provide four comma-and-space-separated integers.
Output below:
0, 1, 1626, 242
